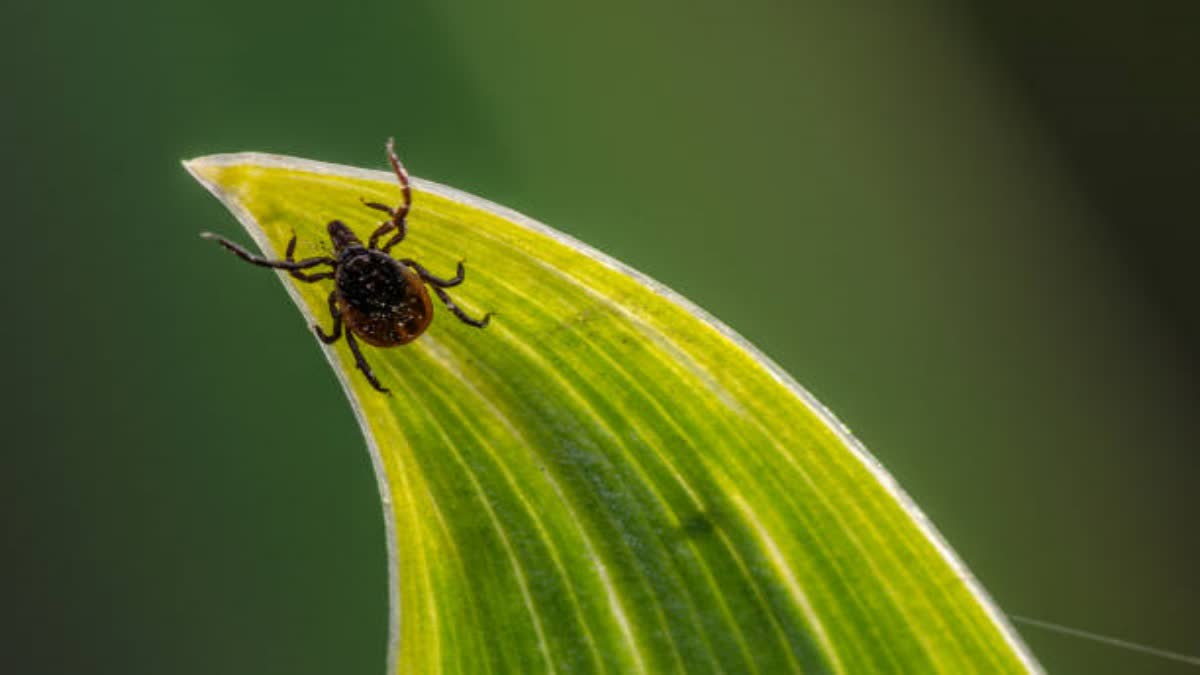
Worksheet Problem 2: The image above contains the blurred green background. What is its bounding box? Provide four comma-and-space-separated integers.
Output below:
3, 1, 1197, 673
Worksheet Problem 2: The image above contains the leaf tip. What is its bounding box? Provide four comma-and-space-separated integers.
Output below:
182, 155, 222, 185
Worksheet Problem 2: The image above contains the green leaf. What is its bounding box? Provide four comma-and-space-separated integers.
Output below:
185, 151, 1040, 674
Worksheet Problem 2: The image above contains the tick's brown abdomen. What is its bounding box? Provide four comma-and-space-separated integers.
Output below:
336, 249, 433, 346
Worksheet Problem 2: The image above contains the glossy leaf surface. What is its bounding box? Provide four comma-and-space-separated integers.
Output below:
186, 152, 1040, 675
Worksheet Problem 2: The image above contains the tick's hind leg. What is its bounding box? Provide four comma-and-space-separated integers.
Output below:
343, 329, 390, 394
314, 291, 342, 344
401, 259, 465, 287
316, 292, 386, 393
202, 232, 335, 274
431, 286, 492, 328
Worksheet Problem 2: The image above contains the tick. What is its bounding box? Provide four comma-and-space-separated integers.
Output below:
201, 138, 491, 394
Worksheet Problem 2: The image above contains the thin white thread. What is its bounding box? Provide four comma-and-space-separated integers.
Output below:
1010, 614, 1200, 667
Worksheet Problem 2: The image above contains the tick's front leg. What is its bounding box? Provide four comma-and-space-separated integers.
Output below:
365, 137, 414, 251
201, 232, 335, 272
285, 233, 335, 282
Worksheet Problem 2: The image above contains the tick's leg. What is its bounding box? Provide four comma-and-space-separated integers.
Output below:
369, 215, 407, 251
363, 199, 396, 248
285, 233, 336, 282
310, 280, 376, 393
201, 233, 335, 271
344, 329, 390, 394
366, 137, 413, 250
385, 137, 413, 224
400, 259, 465, 287
361, 200, 394, 216
380, 228, 408, 254
290, 270, 335, 282
432, 286, 492, 328
314, 291, 343, 344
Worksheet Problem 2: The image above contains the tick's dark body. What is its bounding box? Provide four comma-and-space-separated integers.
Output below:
335, 247, 431, 347
202, 138, 490, 393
